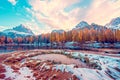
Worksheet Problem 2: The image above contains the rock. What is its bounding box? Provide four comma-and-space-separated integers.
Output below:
84, 56, 90, 64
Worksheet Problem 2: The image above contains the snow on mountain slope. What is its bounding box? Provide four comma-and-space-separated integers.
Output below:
75, 21, 89, 29
1, 24, 34, 38
73, 21, 106, 30
73, 17, 120, 31
13, 24, 34, 35
3, 29, 31, 35
106, 17, 120, 30
53, 51, 120, 80
91, 23, 107, 30
52, 29, 64, 33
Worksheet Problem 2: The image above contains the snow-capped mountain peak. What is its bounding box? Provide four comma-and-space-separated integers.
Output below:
13, 24, 34, 35
106, 17, 120, 29
75, 21, 89, 29
2, 24, 34, 38
109, 17, 120, 25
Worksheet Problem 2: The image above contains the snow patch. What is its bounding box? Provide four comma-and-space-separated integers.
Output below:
4, 65, 36, 80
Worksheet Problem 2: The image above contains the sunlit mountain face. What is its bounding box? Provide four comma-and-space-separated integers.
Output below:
0, 24, 34, 38
106, 17, 120, 30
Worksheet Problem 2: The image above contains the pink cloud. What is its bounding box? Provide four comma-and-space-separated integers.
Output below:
84, 0, 120, 25
28, 0, 82, 31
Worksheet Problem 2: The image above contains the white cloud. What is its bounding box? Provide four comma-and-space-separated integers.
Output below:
8, 0, 17, 5
24, 22, 52, 35
28, 0, 83, 31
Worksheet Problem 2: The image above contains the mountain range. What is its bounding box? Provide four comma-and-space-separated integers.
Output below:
54, 17, 120, 33
73, 21, 106, 30
74, 17, 120, 30
0, 17, 120, 38
0, 24, 34, 38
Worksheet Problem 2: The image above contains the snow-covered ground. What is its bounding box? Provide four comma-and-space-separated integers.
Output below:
52, 51, 120, 80
0, 49, 120, 80
4, 65, 35, 80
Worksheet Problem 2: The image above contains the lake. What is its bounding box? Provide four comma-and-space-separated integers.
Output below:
0, 45, 120, 54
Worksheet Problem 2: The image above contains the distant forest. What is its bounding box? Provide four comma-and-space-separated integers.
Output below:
0, 28, 120, 45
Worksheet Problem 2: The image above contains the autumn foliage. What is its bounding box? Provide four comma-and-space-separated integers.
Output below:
0, 28, 120, 45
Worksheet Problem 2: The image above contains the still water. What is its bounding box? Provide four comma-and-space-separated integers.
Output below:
0, 45, 120, 54
0, 45, 47, 53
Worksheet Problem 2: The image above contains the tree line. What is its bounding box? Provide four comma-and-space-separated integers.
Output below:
0, 28, 120, 45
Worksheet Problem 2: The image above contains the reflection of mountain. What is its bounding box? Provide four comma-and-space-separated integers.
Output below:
0, 24, 34, 38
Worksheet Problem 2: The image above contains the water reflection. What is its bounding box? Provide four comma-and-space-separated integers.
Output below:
0, 45, 78, 53
0, 44, 120, 54
0, 45, 50, 53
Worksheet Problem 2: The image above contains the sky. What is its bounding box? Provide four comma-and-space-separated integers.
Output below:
0, 0, 120, 34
